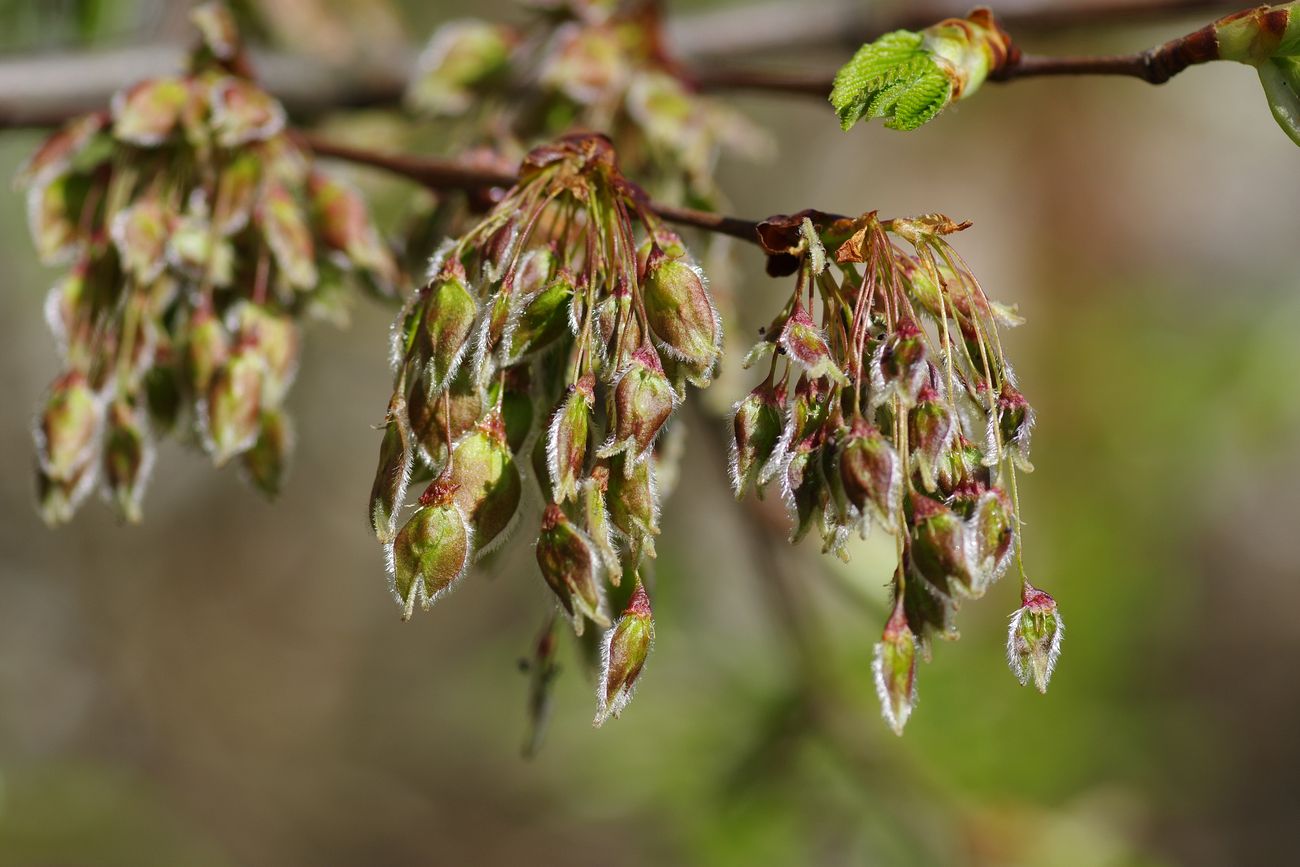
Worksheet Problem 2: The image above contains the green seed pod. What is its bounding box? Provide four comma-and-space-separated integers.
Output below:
783, 438, 828, 545
16, 111, 106, 189
729, 380, 785, 499
208, 76, 285, 148
369, 381, 414, 544
110, 76, 189, 146
203, 340, 266, 466
231, 302, 300, 406
388, 481, 473, 619
141, 365, 182, 434
35, 460, 95, 527
910, 494, 977, 599
606, 456, 659, 559
642, 248, 721, 368
109, 197, 169, 284
241, 407, 294, 499
535, 503, 609, 635
909, 383, 956, 492
902, 565, 959, 658
258, 181, 317, 290
837, 421, 901, 531
598, 346, 677, 470
419, 263, 479, 394
102, 398, 154, 523
35, 370, 102, 483
934, 435, 987, 497
531, 424, 554, 503
872, 599, 918, 735
183, 305, 230, 396
955, 484, 1015, 590
307, 170, 399, 291
446, 412, 522, 555
581, 468, 621, 576
1007, 582, 1063, 693
27, 171, 94, 265
407, 365, 483, 469
778, 303, 847, 384
992, 381, 1034, 471
593, 580, 654, 727
871, 316, 927, 409
407, 19, 515, 116
547, 374, 595, 503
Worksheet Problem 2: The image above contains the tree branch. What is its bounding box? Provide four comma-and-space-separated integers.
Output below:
0, 0, 1244, 128
299, 133, 772, 246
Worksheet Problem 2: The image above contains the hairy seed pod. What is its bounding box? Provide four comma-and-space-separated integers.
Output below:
730, 381, 784, 499
778, 303, 846, 384
837, 421, 902, 530
231, 302, 300, 406
581, 468, 621, 576
183, 305, 230, 396
370, 373, 414, 543
102, 398, 154, 523
389, 481, 473, 619
203, 340, 265, 466
902, 565, 959, 657
506, 269, 573, 360
35, 370, 102, 483
242, 407, 294, 499
992, 381, 1034, 471
872, 316, 927, 408
536, 503, 609, 635
957, 484, 1015, 590
110, 197, 169, 284
934, 435, 987, 497
407, 366, 482, 468
111, 76, 189, 146
783, 438, 827, 544
493, 367, 534, 452
420, 262, 478, 394
258, 181, 317, 290
872, 598, 918, 735
642, 249, 721, 367
606, 456, 660, 559
909, 384, 956, 492
547, 374, 595, 503
1007, 582, 1063, 693
446, 411, 521, 555
910, 494, 977, 598
599, 346, 676, 469
594, 580, 654, 727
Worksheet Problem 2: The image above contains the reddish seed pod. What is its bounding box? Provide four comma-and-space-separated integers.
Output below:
535, 503, 609, 635
594, 580, 654, 727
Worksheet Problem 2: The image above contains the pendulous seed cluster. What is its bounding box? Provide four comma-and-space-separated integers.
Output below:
733, 210, 1059, 733
18, 3, 399, 525
369, 133, 720, 725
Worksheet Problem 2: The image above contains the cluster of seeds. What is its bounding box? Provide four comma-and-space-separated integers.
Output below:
732, 211, 1060, 733
20, 3, 399, 525
369, 133, 719, 725
407, 0, 761, 202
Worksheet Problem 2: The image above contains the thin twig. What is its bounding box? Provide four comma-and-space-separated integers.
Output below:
299, 133, 772, 246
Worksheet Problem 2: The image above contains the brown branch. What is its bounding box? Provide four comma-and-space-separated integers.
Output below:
299, 133, 772, 246
694, 15, 1227, 97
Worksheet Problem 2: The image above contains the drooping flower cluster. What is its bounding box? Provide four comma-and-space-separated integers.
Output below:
733, 210, 1060, 733
407, 0, 763, 202
370, 133, 720, 724
19, 2, 399, 525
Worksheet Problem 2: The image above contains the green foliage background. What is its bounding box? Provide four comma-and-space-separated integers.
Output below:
1, 2, 1297, 865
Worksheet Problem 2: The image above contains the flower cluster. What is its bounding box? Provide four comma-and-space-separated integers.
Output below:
407, 0, 762, 202
733, 210, 1059, 733
370, 133, 720, 725
19, 2, 399, 525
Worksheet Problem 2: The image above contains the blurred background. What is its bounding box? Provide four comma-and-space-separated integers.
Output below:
1, 1, 1298, 865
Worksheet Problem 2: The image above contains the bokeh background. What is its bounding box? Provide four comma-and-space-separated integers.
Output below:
1, 1, 1297, 865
